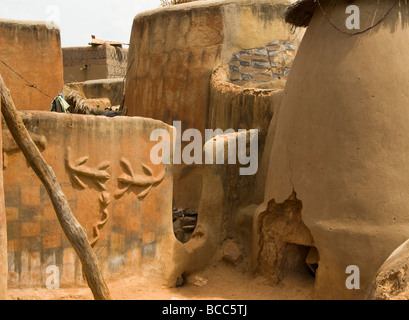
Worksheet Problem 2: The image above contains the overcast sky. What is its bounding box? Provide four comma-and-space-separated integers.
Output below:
0, 0, 162, 47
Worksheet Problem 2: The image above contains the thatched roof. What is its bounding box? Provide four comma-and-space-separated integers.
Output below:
285, 0, 317, 27
63, 84, 126, 116
64, 88, 96, 115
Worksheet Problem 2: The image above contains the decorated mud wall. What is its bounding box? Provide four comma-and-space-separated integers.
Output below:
0, 1, 312, 298
0, 20, 64, 111
125, 0, 300, 131
125, 0, 303, 211
2, 0, 408, 301
3, 112, 174, 288
63, 43, 128, 83
228, 40, 297, 84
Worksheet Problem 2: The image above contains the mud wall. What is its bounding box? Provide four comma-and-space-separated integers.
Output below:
125, 0, 299, 131
63, 44, 128, 83
263, 0, 409, 299
209, 64, 307, 279
0, 20, 63, 111
209, 66, 284, 204
3, 112, 174, 288
169, 131, 262, 281
125, 0, 302, 211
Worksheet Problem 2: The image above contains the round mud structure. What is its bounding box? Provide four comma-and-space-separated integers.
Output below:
265, 0, 409, 299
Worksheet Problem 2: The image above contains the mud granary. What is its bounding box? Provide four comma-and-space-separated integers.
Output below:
1, 0, 409, 301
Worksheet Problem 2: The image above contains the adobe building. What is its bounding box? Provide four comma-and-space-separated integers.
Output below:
0, 1, 305, 296
125, 0, 300, 132
263, 0, 409, 299
0, 19, 64, 111
3, 0, 409, 301
125, 0, 304, 212
63, 37, 129, 84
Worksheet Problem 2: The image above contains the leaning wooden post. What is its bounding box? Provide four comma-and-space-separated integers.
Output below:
0, 75, 112, 300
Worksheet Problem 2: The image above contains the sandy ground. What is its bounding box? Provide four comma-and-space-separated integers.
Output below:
7, 262, 316, 300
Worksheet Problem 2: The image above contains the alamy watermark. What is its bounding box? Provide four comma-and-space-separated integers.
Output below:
345, 265, 360, 290
150, 121, 259, 176
46, 265, 60, 289
346, 5, 360, 30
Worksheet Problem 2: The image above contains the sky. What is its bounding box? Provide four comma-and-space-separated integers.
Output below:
0, 0, 162, 47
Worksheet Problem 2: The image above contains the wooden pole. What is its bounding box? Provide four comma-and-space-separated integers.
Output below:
0, 75, 112, 300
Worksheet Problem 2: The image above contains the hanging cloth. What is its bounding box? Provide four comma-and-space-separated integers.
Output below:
50, 93, 70, 113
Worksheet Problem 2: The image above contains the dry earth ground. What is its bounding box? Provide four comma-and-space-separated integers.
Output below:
7, 262, 316, 300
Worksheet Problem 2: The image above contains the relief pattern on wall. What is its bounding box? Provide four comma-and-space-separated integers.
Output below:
4, 135, 167, 287
228, 39, 298, 83
65, 147, 165, 248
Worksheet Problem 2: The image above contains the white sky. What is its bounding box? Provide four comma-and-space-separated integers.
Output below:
0, 0, 162, 47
